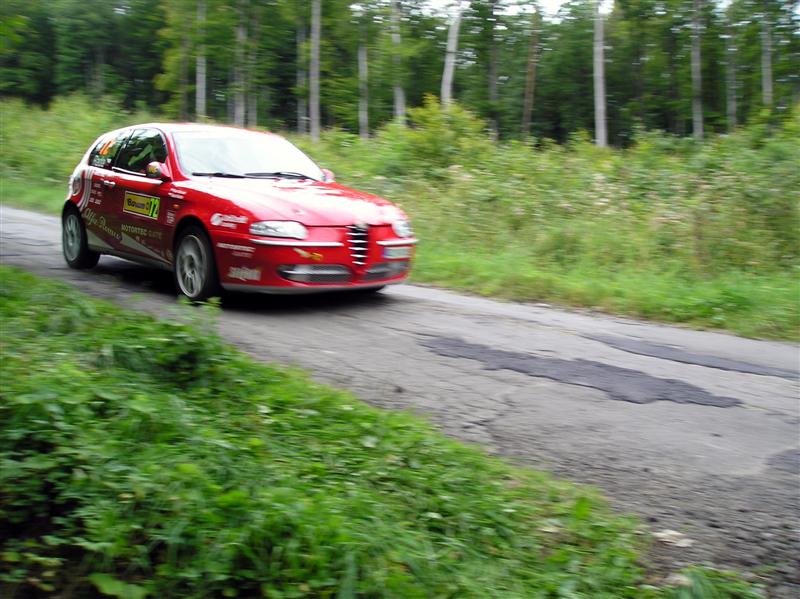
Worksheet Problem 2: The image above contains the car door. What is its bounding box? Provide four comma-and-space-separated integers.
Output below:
81, 129, 131, 254
111, 128, 172, 265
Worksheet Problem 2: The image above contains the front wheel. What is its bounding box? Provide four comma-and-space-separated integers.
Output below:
174, 226, 219, 302
62, 207, 100, 269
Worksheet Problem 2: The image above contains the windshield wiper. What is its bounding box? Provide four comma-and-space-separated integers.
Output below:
244, 171, 318, 181
192, 171, 246, 178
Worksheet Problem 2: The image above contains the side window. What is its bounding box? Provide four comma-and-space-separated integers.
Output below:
88, 131, 129, 169
115, 129, 168, 175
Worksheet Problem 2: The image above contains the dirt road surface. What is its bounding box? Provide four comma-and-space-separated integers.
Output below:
2, 205, 798, 595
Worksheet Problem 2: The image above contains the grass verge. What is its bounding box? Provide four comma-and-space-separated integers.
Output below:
0, 265, 763, 598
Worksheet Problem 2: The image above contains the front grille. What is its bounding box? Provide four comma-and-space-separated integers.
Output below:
363, 261, 409, 282
278, 264, 352, 284
346, 224, 369, 266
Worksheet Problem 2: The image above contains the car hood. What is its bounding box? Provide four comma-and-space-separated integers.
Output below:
185, 178, 405, 226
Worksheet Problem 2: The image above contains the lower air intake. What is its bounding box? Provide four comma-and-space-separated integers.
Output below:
278, 264, 352, 284
363, 261, 409, 281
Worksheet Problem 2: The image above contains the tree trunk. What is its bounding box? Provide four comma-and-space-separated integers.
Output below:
593, 0, 607, 147
234, 7, 247, 127
391, 0, 406, 124
761, 3, 773, 107
726, 16, 737, 130
310, 0, 321, 140
358, 40, 369, 138
179, 33, 189, 120
488, 0, 499, 140
196, 0, 207, 120
248, 91, 258, 128
440, 0, 462, 105
297, 9, 307, 134
691, 0, 703, 140
521, 6, 540, 139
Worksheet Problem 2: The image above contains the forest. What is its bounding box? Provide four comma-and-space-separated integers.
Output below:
1, 0, 797, 145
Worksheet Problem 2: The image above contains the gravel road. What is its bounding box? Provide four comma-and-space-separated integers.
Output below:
2, 205, 798, 595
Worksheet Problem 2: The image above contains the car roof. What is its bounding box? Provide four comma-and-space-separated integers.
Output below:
123, 123, 279, 137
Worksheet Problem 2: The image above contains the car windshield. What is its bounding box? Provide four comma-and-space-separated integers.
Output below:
172, 129, 324, 181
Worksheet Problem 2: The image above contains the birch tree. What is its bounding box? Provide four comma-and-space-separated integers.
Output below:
195, 0, 206, 120
488, 0, 499, 139
593, 0, 607, 147
233, 1, 247, 126
296, 1, 307, 134
391, 0, 406, 123
725, 9, 737, 129
310, 0, 321, 140
521, 4, 540, 139
358, 25, 369, 138
440, 0, 462, 105
691, 0, 703, 140
760, 2, 772, 107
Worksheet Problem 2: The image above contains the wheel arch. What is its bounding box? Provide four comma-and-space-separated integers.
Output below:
62, 199, 80, 219
173, 215, 210, 251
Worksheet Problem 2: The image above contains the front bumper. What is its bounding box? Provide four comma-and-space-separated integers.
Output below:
213, 225, 416, 294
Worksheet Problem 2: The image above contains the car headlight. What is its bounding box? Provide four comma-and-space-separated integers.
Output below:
250, 221, 308, 239
392, 220, 413, 238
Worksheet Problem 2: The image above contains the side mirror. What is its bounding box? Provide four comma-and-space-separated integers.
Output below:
321, 168, 335, 183
146, 161, 172, 182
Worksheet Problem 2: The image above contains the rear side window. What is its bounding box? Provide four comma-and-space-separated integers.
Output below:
88, 131, 129, 169
115, 129, 168, 174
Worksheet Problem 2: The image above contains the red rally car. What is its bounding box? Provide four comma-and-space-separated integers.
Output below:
62, 124, 416, 300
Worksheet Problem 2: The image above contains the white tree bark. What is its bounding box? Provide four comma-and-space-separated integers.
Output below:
391, 0, 406, 123
691, 0, 704, 140
358, 41, 369, 138
196, 0, 207, 120
761, 4, 773, 107
234, 9, 247, 127
488, 0, 498, 139
440, 0, 462, 105
726, 17, 737, 130
297, 11, 307, 134
521, 5, 540, 139
593, 1, 607, 147
310, 0, 321, 140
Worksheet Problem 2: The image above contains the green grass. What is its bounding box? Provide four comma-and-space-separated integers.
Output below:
2, 95, 798, 339
0, 265, 763, 598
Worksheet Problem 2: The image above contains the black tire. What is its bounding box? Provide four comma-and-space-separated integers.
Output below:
173, 225, 219, 302
62, 206, 100, 269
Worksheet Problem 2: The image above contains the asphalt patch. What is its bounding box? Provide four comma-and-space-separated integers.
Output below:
421, 336, 741, 408
587, 334, 799, 380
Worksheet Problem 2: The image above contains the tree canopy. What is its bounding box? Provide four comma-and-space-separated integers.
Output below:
1, 0, 797, 143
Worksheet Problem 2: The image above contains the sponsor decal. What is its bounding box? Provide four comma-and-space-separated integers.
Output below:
293, 248, 323, 262
77, 168, 95, 209
166, 210, 176, 225
121, 223, 162, 239
210, 213, 248, 229
218, 242, 254, 259
228, 266, 261, 281
123, 192, 160, 220
218, 242, 254, 253
83, 208, 121, 241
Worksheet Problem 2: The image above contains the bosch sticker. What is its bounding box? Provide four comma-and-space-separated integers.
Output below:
123, 192, 160, 220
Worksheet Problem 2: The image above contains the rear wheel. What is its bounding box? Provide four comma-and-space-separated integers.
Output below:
174, 226, 219, 301
62, 206, 100, 269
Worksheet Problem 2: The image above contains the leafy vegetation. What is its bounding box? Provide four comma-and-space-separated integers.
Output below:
1, 0, 798, 141
291, 101, 800, 339
1, 96, 798, 339
0, 265, 764, 597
